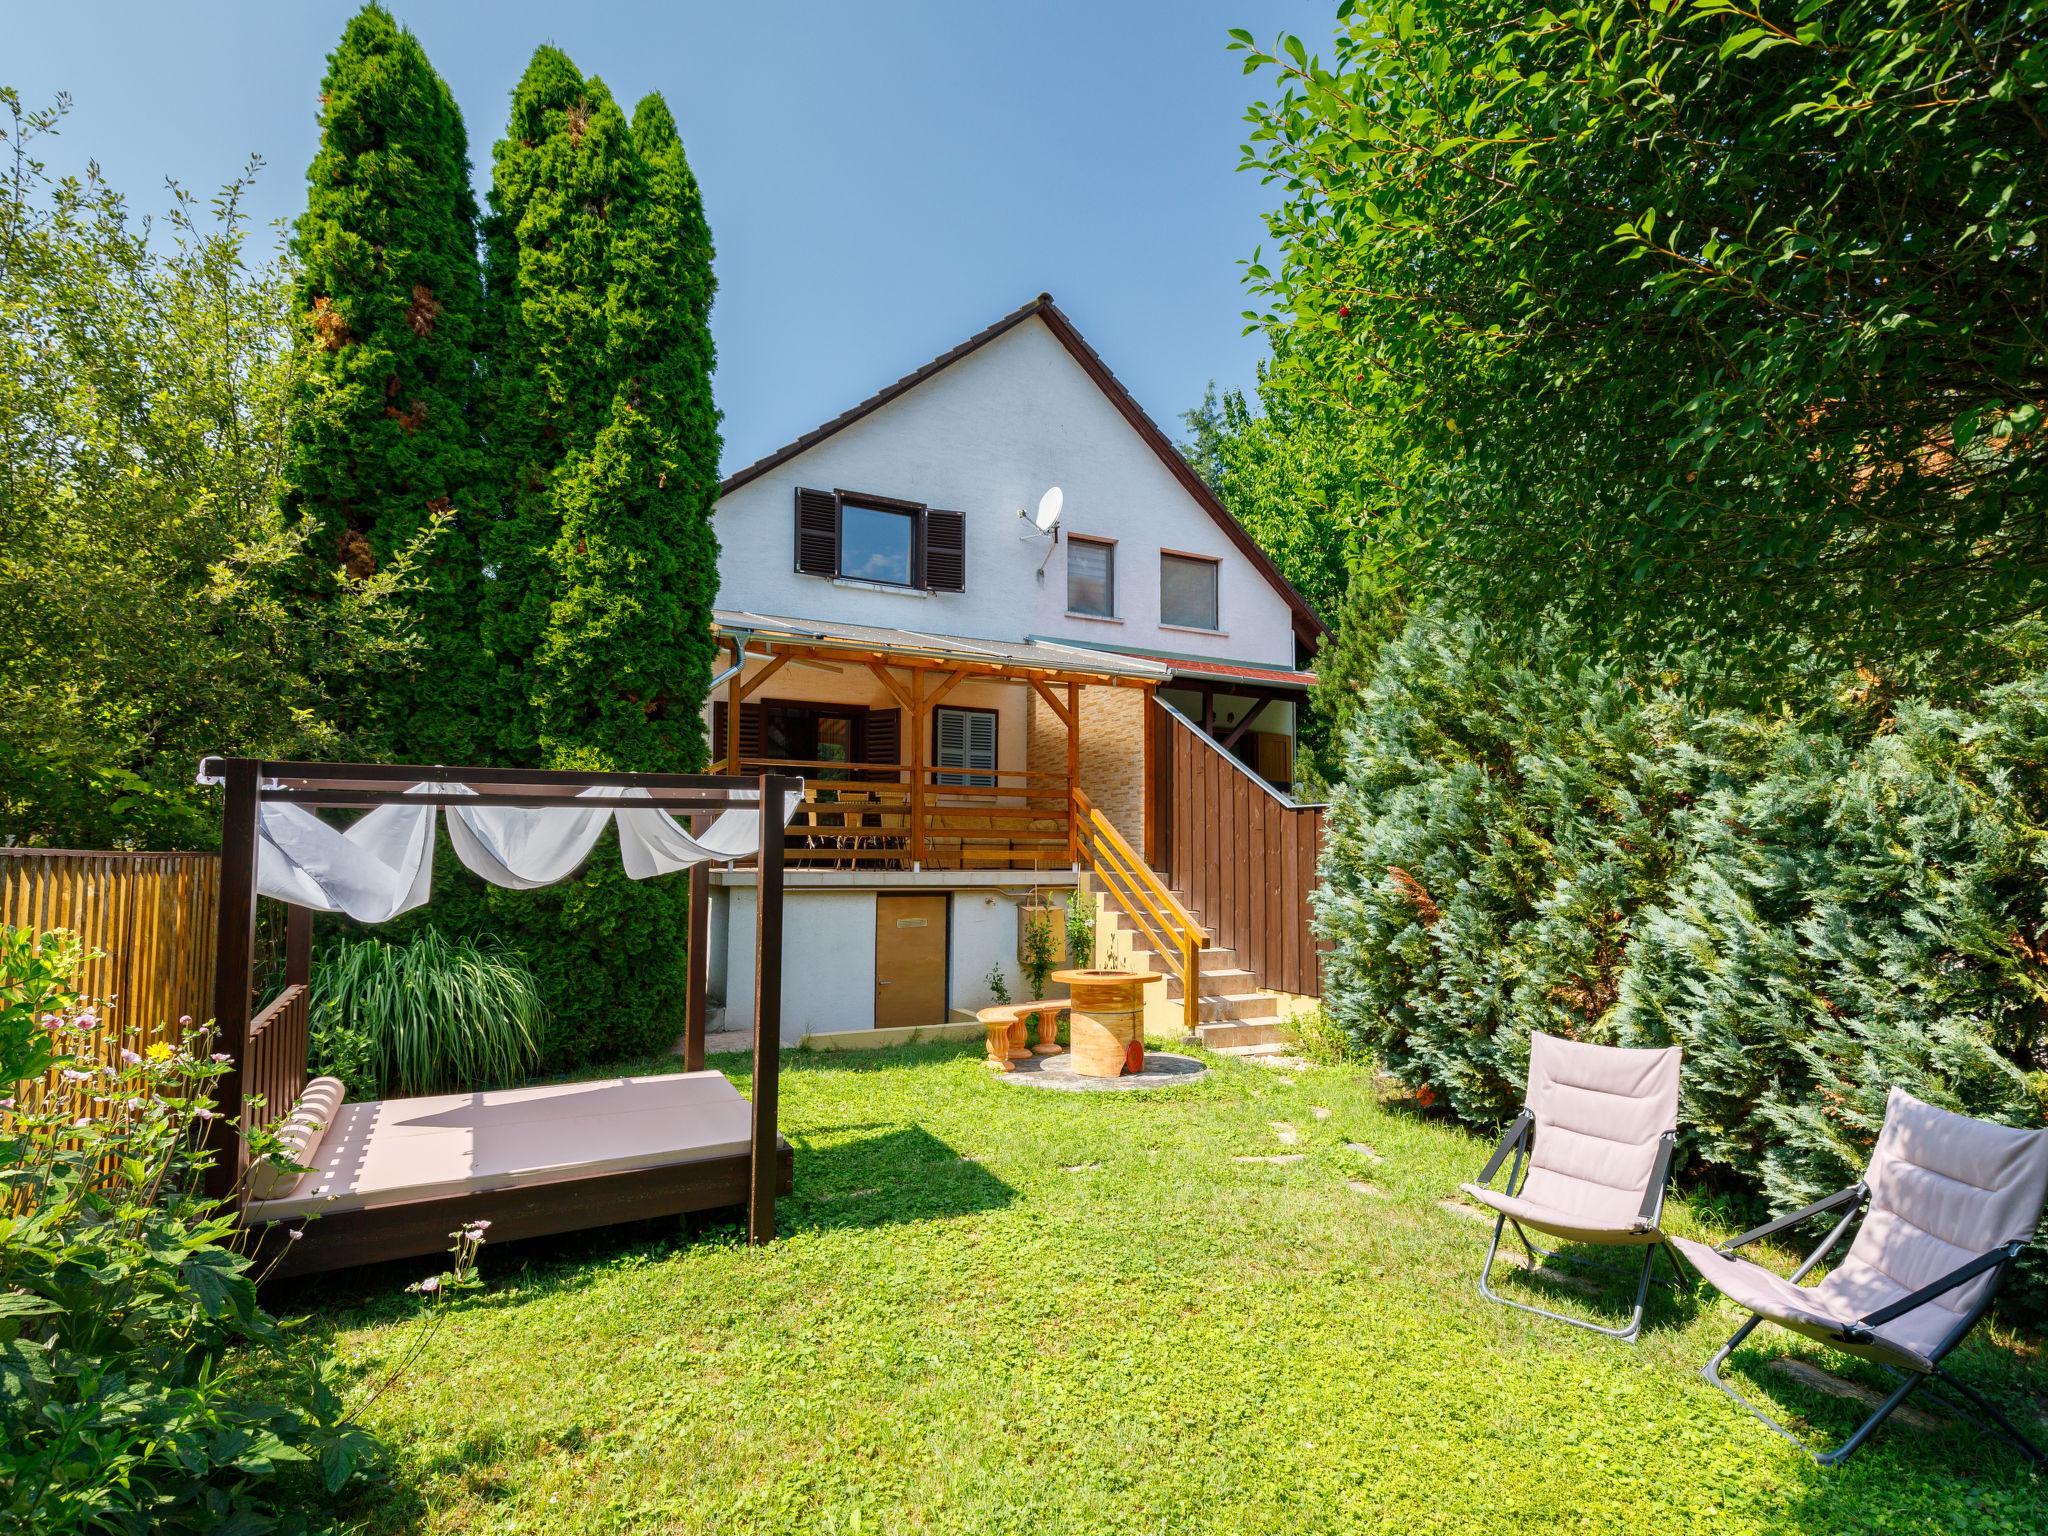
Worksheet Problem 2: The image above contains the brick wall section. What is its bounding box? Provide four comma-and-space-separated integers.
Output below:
1027, 684, 1148, 860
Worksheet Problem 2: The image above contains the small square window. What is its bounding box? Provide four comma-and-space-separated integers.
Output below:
1160, 552, 1220, 630
1067, 537, 1115, 618
839, 501, 918, 586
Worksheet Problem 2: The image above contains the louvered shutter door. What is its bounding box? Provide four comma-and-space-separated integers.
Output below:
924, 509, 966, 591
794, 487, 838, 576
709, 701, 763, 764
933, 707, 996, 786
861, 708, 901, 768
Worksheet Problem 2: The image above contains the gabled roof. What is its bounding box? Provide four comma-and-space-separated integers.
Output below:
717, 294, 1327, 646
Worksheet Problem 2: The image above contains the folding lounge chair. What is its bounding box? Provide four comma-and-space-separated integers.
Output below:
1461, 1032, 1686, 1341
1672, 1087, 2048, 1466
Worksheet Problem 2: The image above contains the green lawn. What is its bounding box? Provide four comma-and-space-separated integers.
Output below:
292, 1044, 2047, 1534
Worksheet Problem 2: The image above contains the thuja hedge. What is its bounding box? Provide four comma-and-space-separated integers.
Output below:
1314, 616, 2048, 1306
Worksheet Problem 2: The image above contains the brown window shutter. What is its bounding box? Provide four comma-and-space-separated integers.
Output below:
860, 707, 901, 767
794, 487, 838, 576
923, 509, 966, 592
710, 701, 763, 763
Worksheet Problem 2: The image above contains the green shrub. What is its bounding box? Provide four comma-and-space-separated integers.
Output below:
1315, 614, 2048, 1310
1064, 889, 1096, 970
309, 926, 544, 1097
0, 925, 382, 1531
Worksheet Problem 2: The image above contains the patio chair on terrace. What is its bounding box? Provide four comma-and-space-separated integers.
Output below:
1461, 1032, 1687, 1342
1671, 1088, 2048, 1466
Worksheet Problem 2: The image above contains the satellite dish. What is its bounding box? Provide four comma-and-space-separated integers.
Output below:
1033, 486, 1064, 534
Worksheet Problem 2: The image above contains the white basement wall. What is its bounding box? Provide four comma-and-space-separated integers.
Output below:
713, 883, 1076, 1041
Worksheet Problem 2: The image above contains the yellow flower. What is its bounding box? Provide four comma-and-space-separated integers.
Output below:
146, 1041, 174, 1062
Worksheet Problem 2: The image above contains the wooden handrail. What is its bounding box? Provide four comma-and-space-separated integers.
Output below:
1072, 788, 1206, 1035
246, 983, 306, 1039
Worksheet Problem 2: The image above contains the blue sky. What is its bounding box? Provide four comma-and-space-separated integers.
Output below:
9, 1, 1322, 473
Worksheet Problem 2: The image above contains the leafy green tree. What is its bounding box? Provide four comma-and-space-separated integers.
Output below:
451, 52, 722, 1062
1180, 374, 1412, 786
0, 89, 429, 850
1235, 2, 2048, 679
282, 4, 485, 761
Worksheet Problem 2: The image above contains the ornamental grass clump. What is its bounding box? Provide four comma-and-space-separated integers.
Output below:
0, 924, 384, 1533
309, 926, 545, 1098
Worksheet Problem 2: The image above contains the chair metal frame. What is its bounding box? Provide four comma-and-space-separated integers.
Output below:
1695, 1182, 2044, 1466
1470, 1109, 1689, 1343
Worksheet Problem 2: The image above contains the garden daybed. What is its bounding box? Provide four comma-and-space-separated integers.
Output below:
201, 757, 801, 1279
251, 1072, 794, 1279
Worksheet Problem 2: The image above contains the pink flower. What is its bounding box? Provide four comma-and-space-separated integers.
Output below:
191, 1106, 216, 1121
177, 1015, 193, 1028
0, 1097, 14, 1111
288, 1228, 305, 1241
60, 1068, 92, 1084
76, 1012, 99, 1029
211, 1053, 231, 1064
119, 1048, 142, 1066
419, 1275, 441, 1294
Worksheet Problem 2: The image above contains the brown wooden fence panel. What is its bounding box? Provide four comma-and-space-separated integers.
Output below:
1151, 702, 1325, 998
2, 849, 221, 1080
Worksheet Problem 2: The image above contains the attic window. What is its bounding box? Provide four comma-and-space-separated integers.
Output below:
793, 488, 966, 592
841, 501, 916, 586
1160, 551, 1220, 631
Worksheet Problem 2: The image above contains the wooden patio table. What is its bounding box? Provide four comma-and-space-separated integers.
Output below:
1053, 968, 1164, 1078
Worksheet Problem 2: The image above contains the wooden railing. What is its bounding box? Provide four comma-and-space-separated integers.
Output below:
244, 982, 310, 1130
1150, 698, 1325, 998
1072, 787, 1206, 1035
738, 757, 1074, 871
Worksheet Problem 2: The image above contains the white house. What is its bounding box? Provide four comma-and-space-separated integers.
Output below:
703, 294, 1325, 1044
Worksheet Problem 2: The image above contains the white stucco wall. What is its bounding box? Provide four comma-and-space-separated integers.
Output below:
720, 888, 876, 1044
714, 316, 1297, 670
713, 879, 1078, 1038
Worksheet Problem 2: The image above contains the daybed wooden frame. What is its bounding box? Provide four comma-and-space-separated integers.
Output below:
201, 758, 799, 1278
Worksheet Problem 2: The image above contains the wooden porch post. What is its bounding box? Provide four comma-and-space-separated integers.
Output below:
908, 667, 927, 867
684, 861, 709, 1072
204, 758, 260, 1204
1065, 680, 1081, 864
748, 774, 786, 1245
1141, 684, 1158, 864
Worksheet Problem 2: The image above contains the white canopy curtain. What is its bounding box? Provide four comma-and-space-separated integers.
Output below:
252, 780, 804, 923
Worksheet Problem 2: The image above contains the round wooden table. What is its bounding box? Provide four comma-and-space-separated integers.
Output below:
1052, 968, 1164, 1078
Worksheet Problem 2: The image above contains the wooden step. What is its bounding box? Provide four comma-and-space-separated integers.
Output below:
1198, 1019, 1294, 1049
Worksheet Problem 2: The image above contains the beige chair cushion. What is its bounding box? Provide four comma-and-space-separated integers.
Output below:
244, 1071, 753, 1221
1675, 1088, 2048, 1373
247, 1076, 347, 1202
1466, 1032, 1681, 1244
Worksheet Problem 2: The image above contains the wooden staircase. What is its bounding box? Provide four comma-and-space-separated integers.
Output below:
1070, 784, 1295, 1056
1084, 878, 1296, 1056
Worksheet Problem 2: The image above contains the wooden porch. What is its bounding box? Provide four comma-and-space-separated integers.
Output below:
712, 617, 1166, 873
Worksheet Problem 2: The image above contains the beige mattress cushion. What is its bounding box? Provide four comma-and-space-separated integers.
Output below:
247, 1075, 348, 1202
245, 1071, 752, 1221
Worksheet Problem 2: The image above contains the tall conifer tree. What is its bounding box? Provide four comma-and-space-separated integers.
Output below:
461, 50, 723, 1059
284, 4, 484, 759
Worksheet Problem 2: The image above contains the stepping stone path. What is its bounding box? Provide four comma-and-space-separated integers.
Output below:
1766, 1360, 1940, 1432
1311, 1107, 1331, 1121
1346, 1180, 1390, 1198
1062, 1161, 1101, 1173
1270, 1121, 1300, 1146
1234, 1154, 1306, 1165
1346, 1142, 1384, 1163
1438, 1198, 1491, 1223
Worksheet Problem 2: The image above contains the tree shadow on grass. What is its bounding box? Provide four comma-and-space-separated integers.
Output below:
783, 1120, 1016, 1235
